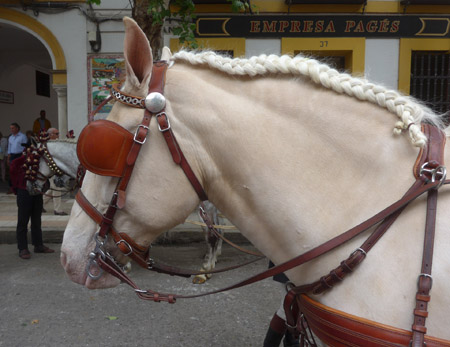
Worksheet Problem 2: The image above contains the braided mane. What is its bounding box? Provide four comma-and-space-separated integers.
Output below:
172, 50, 444, 148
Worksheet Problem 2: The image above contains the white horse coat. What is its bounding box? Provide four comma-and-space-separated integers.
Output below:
61, 17, 450, 341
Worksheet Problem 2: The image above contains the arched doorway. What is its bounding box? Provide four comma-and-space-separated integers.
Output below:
0, 9, 67, 137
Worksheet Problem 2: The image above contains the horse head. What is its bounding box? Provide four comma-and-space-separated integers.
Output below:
26, 140, 78, 195
61, 17, 202, 289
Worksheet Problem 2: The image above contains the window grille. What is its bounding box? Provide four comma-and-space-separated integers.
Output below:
410, 51, 450, 121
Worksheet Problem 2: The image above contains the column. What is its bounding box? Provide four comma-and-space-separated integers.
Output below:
52, 84, 68, 136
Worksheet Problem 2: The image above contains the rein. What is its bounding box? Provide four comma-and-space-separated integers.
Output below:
76, 63, 449, 345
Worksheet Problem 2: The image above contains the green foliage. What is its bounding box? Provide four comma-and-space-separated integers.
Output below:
227, 0, 257, 13
89, 0, 255, 50
147, 0, 197, 49
228, 0, 246, 12
147, 0, 253, 49
148, 0, 171, 25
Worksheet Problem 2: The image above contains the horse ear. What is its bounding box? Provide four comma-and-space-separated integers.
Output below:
123, 17, 153, 88
161, 47, 172, 61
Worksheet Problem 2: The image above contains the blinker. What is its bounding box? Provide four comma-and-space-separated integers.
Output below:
77, 120, 134, 177
145, 92, 166, 113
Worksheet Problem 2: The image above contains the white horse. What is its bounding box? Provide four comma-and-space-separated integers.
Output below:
61, 17, 450, 344
26, 139, 79, 195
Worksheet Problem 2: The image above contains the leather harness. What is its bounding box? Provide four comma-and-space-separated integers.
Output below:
75, 62, 450, 346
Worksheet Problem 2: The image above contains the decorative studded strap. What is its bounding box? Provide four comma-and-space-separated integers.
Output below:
111, 84, 146, 108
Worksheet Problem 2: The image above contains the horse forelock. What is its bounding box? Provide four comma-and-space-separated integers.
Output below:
171, 50, 445, 148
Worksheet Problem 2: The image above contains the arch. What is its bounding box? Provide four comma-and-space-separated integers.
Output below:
0, 8, 67, 84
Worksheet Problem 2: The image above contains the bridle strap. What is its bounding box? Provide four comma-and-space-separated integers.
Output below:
94, 178, 446, 303
411, 124, 446, 346
76, 190, 148, 255
96, 63, 169, 239
88, 95, 112, 123
155, 114, 208, 201
80, 62, 261, 278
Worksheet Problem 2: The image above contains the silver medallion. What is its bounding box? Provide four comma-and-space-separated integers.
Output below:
145, 92, 166, 113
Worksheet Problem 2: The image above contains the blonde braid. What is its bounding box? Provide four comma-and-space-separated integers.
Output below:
172, 50, 443, 147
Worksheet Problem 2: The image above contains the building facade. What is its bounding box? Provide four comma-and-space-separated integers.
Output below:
0, 0, 449, 138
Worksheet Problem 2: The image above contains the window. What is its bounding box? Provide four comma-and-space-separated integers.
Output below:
282, 37, 365, 74
410, 51, 450, 116
36, 70, 50, 97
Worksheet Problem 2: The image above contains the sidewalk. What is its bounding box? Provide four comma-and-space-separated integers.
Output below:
0, 181, 247, 245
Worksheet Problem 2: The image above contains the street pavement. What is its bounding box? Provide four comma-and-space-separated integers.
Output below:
0, 243, 281, 347
0, 182, 282, 347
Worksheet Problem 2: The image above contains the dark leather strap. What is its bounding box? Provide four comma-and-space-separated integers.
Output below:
290, 180, 422, 297
411, 124, 445, 346
156, 114, 208, 201
414, 124, 446, 179
88, 95, 112, 123
411, 188, 437, 346
90, 178, 446, 303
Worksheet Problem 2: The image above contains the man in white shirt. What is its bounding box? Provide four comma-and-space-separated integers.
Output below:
7, 123, 27, 194
7, 122, 27, 163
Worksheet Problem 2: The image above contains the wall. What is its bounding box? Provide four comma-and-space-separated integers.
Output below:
35, 10, 88, 135
0, 64, 58, 135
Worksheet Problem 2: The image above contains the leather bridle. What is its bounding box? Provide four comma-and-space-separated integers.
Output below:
78, 62, 262, 285
75, 61, 449, 345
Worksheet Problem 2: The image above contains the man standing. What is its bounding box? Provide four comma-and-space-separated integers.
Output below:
32, 110, 51, 135
7, 123, 27, 194
43, 128, 68, 215
10, 147, 54, 259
